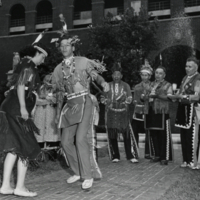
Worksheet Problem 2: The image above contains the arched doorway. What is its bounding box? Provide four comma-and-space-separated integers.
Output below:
152, 45, 200, 87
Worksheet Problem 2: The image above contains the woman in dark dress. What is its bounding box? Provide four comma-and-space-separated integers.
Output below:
0, 43, 48, 197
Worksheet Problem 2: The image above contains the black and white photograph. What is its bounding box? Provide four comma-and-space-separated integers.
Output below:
0, 0, 200, 199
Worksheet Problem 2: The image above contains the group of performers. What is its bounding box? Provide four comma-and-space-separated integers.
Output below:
0, 20, 110, 196
0, 16, 200, 198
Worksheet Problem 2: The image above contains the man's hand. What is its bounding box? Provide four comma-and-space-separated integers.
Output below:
100, 96, 106, 104
4, 90, 9, 97
102, 82, 109, 92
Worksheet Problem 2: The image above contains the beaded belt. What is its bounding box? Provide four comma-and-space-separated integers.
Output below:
10, 86, 29, 90
109, 107, 126, 112
66, 90, 88, 100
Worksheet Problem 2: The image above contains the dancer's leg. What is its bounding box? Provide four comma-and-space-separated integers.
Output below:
15, 158, 28, 191
0, 153, 17, 190
61, 125, 80, 176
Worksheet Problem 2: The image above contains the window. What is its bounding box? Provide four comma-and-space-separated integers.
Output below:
148, 0, 171, 20
73, 0, 92, 28
185, 0, 200, 7
36, 0, 52, 31
148, 0, 170, 11
10, 4, 25, 35
104, 0, 124, 17
184, 0, 200, 16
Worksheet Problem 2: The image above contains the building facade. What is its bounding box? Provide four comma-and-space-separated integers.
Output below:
0, 0, 200, 79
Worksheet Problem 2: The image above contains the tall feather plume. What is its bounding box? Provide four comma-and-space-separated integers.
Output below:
32, 29, 48, 45
58, 14, 68, 37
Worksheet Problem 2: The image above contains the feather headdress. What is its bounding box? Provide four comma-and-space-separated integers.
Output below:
50, 14, 80, 45
32, 29, 48, 45
140, 59, 153, 75
111, 62, 122, 73
32, 29, 48, 56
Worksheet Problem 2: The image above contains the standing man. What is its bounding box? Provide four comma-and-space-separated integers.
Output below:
172, 57, 200, 169
132, 62, 152, 159
143, 66, 173, 165
52, 34, 109, 190
101, 63, 139, 163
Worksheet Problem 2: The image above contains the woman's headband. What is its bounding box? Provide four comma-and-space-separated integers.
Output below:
34, 45, 48, 57
140, 69, 152, 75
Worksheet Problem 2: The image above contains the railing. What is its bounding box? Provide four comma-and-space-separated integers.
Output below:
74, 12, 81, 20
10, 18, 25, 27
148, 1, 170, 11
74, 10, 92, 20
185, 0, 200, 7
36, 15, 52, 24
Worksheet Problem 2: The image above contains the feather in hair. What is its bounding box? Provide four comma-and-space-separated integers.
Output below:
32, 29, 48, 45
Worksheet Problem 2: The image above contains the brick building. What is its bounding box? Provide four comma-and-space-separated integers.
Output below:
0, 0, 200, 80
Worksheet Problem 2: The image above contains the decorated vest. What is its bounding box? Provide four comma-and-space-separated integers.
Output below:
134, 81, 151, 105
175, 73, 200, 129
179, 73, 200, 95
105, 81, 132, 136
145, 80, 171, 114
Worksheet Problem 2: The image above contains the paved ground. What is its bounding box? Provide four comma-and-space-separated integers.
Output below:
0, 147, 185, 200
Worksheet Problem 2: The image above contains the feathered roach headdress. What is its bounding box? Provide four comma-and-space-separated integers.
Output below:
50, 14, 80, 47
111, 62, 122, 73
140, 59, 153, 75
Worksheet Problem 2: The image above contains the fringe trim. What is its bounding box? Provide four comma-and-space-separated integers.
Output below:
0, 111, 9, 134
16, 68, 34, 86
0, 149, 29, 165
129, 123, 139, 159
16, 116, 40, 135
15, 67, 36, 98
0, 149, 42, 167
87, 59, 106, 74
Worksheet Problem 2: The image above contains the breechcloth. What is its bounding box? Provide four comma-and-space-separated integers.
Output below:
148, 114, 173, 161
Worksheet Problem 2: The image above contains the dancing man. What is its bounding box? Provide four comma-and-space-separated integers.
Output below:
52, 30, 109, 189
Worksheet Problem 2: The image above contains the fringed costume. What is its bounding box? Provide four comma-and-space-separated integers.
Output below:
175, 73, 200, 167
132, 81, 152, 158
144, 80, 174, 162
0, 58, 41, 162
52, 56, 106, 179
102, 81, 139, 161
